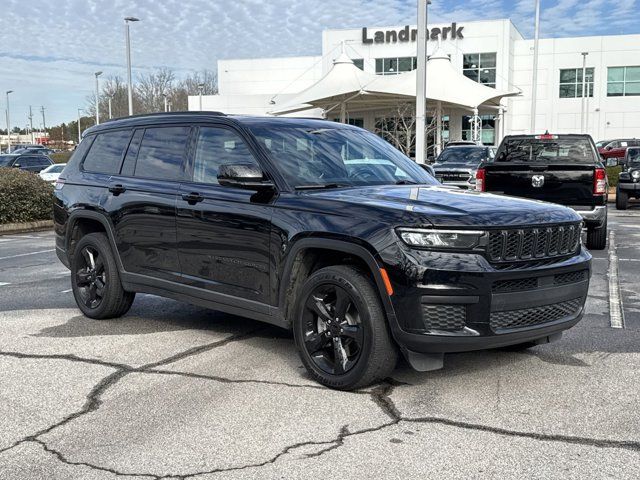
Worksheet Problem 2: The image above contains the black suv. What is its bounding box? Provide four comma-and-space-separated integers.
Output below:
0, 153, 53, 172
616, 146, 640, 210
54, 113, 592, 390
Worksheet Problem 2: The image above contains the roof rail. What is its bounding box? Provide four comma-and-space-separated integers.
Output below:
102, 110, 227, 123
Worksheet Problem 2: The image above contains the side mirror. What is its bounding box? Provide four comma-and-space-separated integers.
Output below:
13, 164, 20, 168
217, 163, 274, 190
606, 158, 618, 167
605, 145, 612, 151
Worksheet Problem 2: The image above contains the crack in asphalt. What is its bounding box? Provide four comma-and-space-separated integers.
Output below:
2, 344, 640, 478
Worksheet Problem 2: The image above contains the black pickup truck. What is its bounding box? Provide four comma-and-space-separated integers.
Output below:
476, 134, 607, 250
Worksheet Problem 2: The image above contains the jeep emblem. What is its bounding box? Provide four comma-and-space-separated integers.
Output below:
532, 175, 545, 188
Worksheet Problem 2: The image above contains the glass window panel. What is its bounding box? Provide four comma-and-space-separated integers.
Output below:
82, 129, 132, 174
479, 53, 497, 68
559, 84, 575, 98
625, 81, 640, 95
134, 126, 190, 180
560, 69, 577, 83
608, 67, 624, 82
398, 57, 413, 72
375, 58, 383, 73
463, 69, 478, 82
463, 53, 479, 69
412, 57, 417, 69
607, 82, 624, 96
353, 59, 364, 70
625, 66, 640, 81
193, 127, 258, 184
479, 68, 496, 84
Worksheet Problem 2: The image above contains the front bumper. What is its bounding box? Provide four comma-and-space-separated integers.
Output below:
380, 243, 591, 354
618, 182, 640, 192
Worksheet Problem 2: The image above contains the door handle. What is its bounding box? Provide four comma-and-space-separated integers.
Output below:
182, 192, 204, 204
108, 184, 126, 195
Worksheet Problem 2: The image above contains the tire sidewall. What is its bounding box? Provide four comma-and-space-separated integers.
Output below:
293, 268, 377, 389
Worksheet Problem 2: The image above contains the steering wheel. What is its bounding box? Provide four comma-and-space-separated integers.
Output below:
350, 168, 378, 182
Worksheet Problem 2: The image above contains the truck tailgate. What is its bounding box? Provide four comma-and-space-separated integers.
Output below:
484, 163, 595, 205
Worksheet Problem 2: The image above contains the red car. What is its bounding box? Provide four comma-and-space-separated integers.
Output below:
597, 139, 640, 163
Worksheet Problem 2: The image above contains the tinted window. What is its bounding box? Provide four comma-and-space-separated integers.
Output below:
134, 126, 190, 180
193, 127, 258, 184
438, 147, 490, 164
83, 130, 132, 174
496, 138, 596, 163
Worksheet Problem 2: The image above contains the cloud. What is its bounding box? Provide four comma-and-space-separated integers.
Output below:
0, 0, 636, 125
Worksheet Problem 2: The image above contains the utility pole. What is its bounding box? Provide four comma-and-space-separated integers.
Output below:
530, 0, 541, 134
415, 0, 430, 164
40, 106, 46, 132
28, 106, 35, 143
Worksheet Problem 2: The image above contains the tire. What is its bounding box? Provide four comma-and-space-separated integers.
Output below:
71, 232, 135, 319
293, 265, 398, 390
616, 188, 629, 210
586, 217, 607, 250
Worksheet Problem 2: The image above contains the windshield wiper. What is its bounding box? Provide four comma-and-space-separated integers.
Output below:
295, 183, 350, 190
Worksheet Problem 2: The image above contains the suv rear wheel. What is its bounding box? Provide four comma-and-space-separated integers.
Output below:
293, 265, 397, 390
71, 233, 135, 319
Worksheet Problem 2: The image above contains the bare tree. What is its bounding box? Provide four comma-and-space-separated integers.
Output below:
136, 68, 176, 113
171, 70, 218, 111
374, 103, 438, 159
85, 75, 130, 120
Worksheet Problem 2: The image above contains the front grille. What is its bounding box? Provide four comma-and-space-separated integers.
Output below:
492, 278, 539, 293
422, 304, 466, 332
487, 223, 581, 265
554, 270, 587, 286
439, 172, 471, 182
490, 298, 583, 331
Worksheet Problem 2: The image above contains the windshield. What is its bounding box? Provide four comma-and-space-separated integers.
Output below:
437, 147, 490, 164
496, 138, 596, 163
595, 140, 610, 148
249, 125, 437, 188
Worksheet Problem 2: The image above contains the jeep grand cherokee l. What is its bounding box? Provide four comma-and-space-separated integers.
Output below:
54, 113, 592, 390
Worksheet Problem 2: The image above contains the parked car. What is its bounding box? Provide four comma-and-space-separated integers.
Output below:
39, 163, 66, 183
54, 113, 591, 390
597, 138, 640, 164
615, 146, 640, 210
477, 133, 608, 250
12, 147, 56, 156
0, 153, 53, 173
432, 145, 496, 189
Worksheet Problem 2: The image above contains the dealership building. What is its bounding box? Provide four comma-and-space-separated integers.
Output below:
191, 19, 640, 147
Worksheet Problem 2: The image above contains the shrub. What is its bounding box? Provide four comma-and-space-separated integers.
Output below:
606, 165, 622, 188
50, 151, 72, 164
0, 168, 54, 224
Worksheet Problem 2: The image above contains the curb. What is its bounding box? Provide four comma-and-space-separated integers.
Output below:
0, 220, 54, 236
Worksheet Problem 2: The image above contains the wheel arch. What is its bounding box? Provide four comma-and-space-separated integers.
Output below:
278, 237, 397, 329
66, 210, 125, 272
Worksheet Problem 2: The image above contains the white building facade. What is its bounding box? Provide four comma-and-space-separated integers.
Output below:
191, 19, 640, 145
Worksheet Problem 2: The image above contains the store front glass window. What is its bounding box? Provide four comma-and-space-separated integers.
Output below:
461, 115, 496, 145
607, 66, 640, 96
375, 57, 417, 75
463, 53, 497, 88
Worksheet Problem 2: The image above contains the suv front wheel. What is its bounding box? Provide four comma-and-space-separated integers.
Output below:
293, 265, 397, 390
71, 233, 135, 319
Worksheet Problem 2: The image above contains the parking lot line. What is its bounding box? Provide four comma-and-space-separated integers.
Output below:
607, 231, 625, 329
0, 282, 10, 287
0, 249, 55, 261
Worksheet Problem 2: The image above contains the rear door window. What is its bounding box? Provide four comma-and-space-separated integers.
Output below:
83, 129, 133, 174
134, 126, 190, 181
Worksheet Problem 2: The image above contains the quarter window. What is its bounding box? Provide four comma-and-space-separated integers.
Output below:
82, 129, 132, 174
375, 57, 417, 75
559, 68, 594, 98
192, 127, 258, 184
134, 126, 190, 180
463, 53, 497, 88
607, 66, 640, 97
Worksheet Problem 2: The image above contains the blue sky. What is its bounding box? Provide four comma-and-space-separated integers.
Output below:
0, 0, 637, 126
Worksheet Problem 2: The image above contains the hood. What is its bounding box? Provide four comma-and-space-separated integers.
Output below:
303, 185, 582, 228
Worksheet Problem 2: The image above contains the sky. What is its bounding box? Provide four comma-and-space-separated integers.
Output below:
0, 0, 638, 127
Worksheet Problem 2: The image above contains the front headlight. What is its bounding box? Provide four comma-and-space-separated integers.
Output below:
396, 228, 485, 249
631, 170, 640, 181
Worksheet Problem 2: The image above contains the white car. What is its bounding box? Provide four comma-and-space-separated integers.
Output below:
39, 163, 66, 183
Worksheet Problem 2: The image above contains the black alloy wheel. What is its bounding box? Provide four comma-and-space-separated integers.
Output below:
75, 246, 107, 309
294, 265, 397, 390
302, 284, 365, 375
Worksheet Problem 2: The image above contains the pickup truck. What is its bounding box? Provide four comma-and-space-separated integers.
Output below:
476, 133, 608, 250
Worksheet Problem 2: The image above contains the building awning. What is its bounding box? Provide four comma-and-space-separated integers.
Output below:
269, 49, 520, 116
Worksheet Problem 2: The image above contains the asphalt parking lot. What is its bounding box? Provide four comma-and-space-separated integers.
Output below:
1, 209, 639, 479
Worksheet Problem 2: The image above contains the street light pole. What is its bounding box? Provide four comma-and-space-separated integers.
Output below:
5, 90, 13, 153
163, 93, 168, 112
530, 0, 541, 134
124, 16, 140, 116
94, 71, 103, 124
40, 106, 46, 137
415, 0, 429, 164
28, 106, 35, 144
77, 109, 83, 144
198, 83, 205, 110
581, 52, 588, 133
108, 95, 113, 119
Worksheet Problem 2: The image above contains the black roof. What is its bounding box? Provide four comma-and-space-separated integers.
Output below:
83, 111, 354, 136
